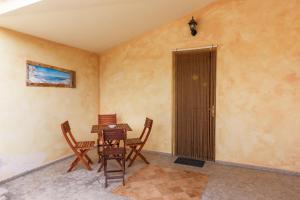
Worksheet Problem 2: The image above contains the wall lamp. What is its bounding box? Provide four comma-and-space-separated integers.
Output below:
188, 16, 198, 36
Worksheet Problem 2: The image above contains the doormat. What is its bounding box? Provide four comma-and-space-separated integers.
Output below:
174, 157, 205, 167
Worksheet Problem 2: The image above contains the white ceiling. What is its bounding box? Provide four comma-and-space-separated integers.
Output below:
0, 0, 41, 14
0, 0, 215, 53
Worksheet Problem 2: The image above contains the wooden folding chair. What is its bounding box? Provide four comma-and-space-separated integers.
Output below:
97, 114, 117, 163
61, 121, 95, 172
126, 118, 153, 167
101, 128, 126, 188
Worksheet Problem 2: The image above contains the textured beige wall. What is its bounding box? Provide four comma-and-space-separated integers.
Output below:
0, 28, 99, 181
99, 0, 300, 172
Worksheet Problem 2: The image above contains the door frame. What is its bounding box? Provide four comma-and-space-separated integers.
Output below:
171, 46, 217, 161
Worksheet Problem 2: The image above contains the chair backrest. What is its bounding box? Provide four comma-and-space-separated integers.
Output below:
61, 121, 77, 148
103, 128, 126, 143
98, 114, 117, 125
139, 118, 153, 144
103, 128, 126, 155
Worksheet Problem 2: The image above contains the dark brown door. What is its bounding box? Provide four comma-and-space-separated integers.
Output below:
174, 48, 216, 161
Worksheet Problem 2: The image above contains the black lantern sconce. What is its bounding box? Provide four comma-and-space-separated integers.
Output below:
188, 16, 198, 36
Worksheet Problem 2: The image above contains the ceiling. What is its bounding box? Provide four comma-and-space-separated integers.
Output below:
0, 0, 41, 15
0, 0, 215, 53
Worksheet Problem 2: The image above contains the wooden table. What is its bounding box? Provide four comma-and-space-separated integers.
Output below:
90, 123, 133, 134
91, 123, 133, 170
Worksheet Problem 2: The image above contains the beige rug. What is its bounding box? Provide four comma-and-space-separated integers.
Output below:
113, 165, 208, 200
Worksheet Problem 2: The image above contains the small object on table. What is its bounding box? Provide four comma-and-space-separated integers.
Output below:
108, 124, 117, 128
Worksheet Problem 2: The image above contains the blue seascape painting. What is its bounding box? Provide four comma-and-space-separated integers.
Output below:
27, 61, 75, 87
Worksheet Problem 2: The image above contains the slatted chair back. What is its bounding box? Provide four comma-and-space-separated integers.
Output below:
98, 114, 117, 125
139, 118, 153, 144
103, 128, 126, 145
61, 121, 77, 148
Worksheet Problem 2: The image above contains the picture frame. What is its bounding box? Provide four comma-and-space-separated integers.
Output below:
26, 60, 76, 88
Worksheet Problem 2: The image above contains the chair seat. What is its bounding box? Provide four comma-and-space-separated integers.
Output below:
126, 138, 143, 146
75, 141, 95, 149
103, 147, 125, 155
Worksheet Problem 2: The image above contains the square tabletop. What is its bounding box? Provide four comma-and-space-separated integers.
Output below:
91, 123, 133, 134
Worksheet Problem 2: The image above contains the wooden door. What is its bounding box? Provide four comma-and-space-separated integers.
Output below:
174, 48, 216, 161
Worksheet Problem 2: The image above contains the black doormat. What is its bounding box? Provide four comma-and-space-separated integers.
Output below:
174, 157, 205, 168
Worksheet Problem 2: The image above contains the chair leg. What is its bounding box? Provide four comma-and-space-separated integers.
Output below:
98, 154, 104, 172
67, 157, 80, 172
122, 155, 125, 186
104, 158, 108, 188
85, 155, 93, 164
115, 157, 123, 168
81, 159, 92, 170
102, 154, 126, 187
98, 162, 104, 172
126, 148, 134, 161
128, 147, 139, 167
137, 151, 149, 164
78, 150, 92, 171
97, 139, 101, 163
128, 145, 149, 167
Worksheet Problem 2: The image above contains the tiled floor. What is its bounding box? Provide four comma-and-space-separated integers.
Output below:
1, 150, 300, 200
113, 165, 208, 200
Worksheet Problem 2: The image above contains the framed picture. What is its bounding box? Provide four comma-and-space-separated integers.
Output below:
26, 60, 76, 88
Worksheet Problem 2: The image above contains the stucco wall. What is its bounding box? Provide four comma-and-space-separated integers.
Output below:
0, 28, 99, 181
99, 0, 300, 172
